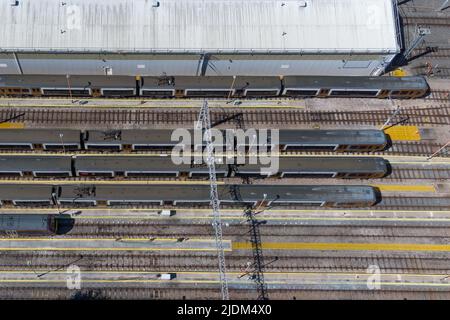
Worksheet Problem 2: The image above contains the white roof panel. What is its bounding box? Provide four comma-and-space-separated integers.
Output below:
0, 0, 400, 53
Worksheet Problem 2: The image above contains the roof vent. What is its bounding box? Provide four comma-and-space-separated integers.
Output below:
298, 1, 307, 7
10, 0, 19, 6
152, 1, 160, 8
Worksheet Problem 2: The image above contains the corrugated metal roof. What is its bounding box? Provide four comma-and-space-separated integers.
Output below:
0, 0, 400, 53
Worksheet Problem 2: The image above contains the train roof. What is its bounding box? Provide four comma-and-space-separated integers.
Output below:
234, 185, 377, 203
0, 156, 72, 172
142, 76, 281, 90
0, 184, 377, 205
283, 76, 429, 90
0, 75, 136, 88
55, 184, 376, 203
0, 184, 54, 200
0, 129, 80, 144
0, 214, 49, 231
239, 157, 388, 173
1, 0, 399, 54
75, 156, 191, 172
278, 130, 387, 145
86, 130, 180, 145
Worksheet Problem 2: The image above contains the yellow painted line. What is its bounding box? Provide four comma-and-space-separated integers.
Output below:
0, 248, 230, 251
0, 123, 25, 129
372, 184, 436, 192
0, 180, 219, 185
0, 237, 221, 241
0, 103, 304, 109
232, 242, 450, 252
383, 125, 421, 141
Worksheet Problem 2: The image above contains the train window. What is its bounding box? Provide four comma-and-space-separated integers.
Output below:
43, 144, 80, 151
185, 90, 232, 97
59, 200, 96, 207
390, 90, 412, 96
132, 145, 175, 151
284, 145, 337, 151
276, 201, 324, 207
283, 89, 319, 96
140, 90, 175, 97
329, 90, 379, 97
0, 172, 22, 177
245, 90, 280, 97
101, 89, 135, 97
107, 201, 162, 206
236, 172, 264, 178
173, 201, 211, 207
0, 144, 33, 150
34, 172, 71, 177
13, 200, 52, 207
85, 144, 122, 151
126, 172, 179, 177
77, 171, 114, 177
41, 88, 91, 96
281, 173, 336, 178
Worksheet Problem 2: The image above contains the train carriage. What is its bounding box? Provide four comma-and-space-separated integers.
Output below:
0, 75, 430, 99
0, 214, 56, 235
0, 184, 379, 208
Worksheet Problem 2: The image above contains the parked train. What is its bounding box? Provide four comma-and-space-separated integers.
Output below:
0, 75, 430, 99
0, 184, 380, 208
0, 214, 73, 235
0, 129, 389, 153
0, 155, 389, 179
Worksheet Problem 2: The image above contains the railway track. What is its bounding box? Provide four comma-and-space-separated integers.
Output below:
4, 221, 449, 238
402, 16, 450, 27
412, 48, 450, 60
386, 167, 450, 180
2, 286, 448, 300
2, 252, 450, 274
1, 194, 449, 211
1, 106, 449, 127
410, 65, 450, 78
425, 90, 450, 102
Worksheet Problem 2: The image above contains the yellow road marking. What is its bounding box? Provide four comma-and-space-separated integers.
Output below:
0, 103, 304, 109
0, 123, 25, 129
372, 184, 436, 192
0, 180, 219, 185
383, 126, 421, 141
0, 237, 220, 241
0, 248, 230, 251
232, 242, 450, 252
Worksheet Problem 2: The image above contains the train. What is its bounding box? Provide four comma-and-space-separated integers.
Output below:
0, 75, 430, 99
0, 184, 380, 208
0, 155, 389, 179
0, 214, 74, 235
0, 214, 59, 235
0, 129, 389, 153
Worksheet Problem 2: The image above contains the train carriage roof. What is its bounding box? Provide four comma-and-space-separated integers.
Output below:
278, 130, 387, 145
